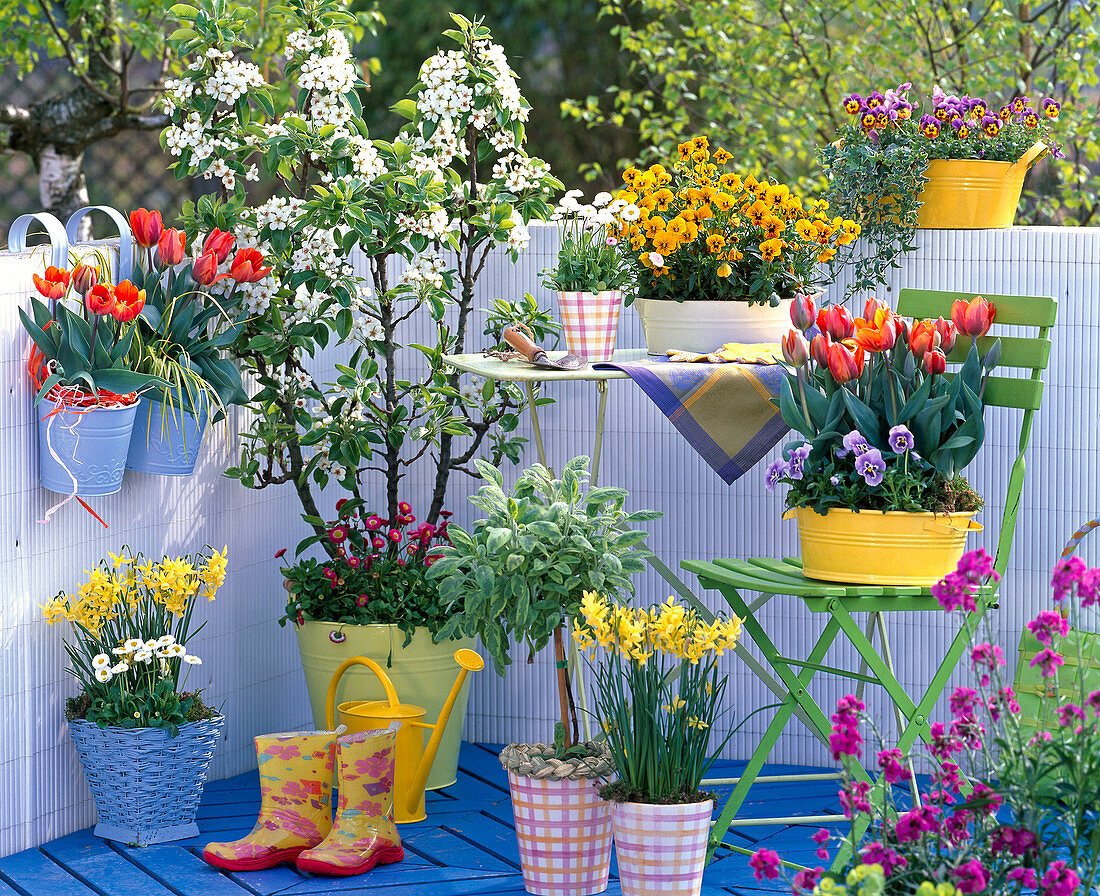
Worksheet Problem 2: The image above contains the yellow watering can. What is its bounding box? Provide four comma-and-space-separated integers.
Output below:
325, 648, 484, 823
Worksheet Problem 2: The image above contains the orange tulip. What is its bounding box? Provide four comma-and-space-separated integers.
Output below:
129, 208, 163, 248
816, 304, 855, 340
33, 266, 71, 299
782, 329, 810, 367
922, 349, 947, 375
951, 295, 995, 338
853, 306, 901, 353
72, 264, 98, 296
827, 340, 865, 384
863, 297, 888, 320
908, 319, 940, 361
229, 247, 273, 283
111, 280, 146, 323
158, 228, 187, 266
191, 251, 223, 286
810, 333, 832, 367
202, 228, 236, 263
86, 283, 115, 316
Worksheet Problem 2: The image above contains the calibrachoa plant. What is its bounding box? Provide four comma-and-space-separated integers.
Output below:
573, 592, 742, 803
822, 83, 1064, 297
280, 499, 453, 644
751, 547, 1100, 895
767, 294, 997, 513
543, 190, 630, 292
611, 135, 860, 306
166, 0, 559, 554
42, 547, 226, 734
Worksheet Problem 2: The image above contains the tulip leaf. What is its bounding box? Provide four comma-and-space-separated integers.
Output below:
779, 377, 812, 438
840, 388, 880, 443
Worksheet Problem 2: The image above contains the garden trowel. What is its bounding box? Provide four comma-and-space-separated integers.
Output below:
499, 324, 587, 371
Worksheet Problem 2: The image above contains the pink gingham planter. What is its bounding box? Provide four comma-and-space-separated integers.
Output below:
556, 290, 622, 362
610, 799, 714, 896
507, 771, 612, 896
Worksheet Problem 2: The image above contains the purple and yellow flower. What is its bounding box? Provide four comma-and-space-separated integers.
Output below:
888, 425, 915, 453
855, 448, 886, 487
859, 108, 877, 130
874, 110, 889, 129
1042, 98, 1061, 119
969, 99, 988, 119
981, 114, 1000, 137
840, 430, 870, 459
999, 104, 1013, 121
1012, 96, 1029, 114
764, 459, 788, 491
786, 443, 811, 480
865, 90, 885, 109
842, 93, 862, 114
1024, 109, 1039, 128
919, 114, 940, 139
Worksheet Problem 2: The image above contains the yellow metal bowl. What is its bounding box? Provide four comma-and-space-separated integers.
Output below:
788, 507, 982, 586
916, 143, 1047, 229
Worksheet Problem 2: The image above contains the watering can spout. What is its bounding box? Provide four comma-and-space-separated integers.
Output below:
406, 648, 485, 815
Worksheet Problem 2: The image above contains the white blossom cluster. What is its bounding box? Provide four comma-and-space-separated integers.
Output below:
285, 28, 357, 132
287, 284, 327, 326
238, 275, 280, 315
255, 197, 306, 231
349, 137, 385, 182
204, 52, 265, 104
551, 189, 618, 229
159, 78, 195, 116
505, 217, 530, 251
491, 151, 552, 193
396, 208, 453, 240
400, 253, 447, 291
291, 227, 354, 283
471, 38, 527, 120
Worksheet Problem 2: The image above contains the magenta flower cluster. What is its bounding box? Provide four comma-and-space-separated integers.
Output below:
931, 547, 999, 612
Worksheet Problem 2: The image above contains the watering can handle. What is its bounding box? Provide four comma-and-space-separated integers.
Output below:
324, 655, 402, 730
404, 648, 484, 815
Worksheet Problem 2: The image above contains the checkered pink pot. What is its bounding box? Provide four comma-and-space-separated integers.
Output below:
507, 771, 612, 896
556, 290, 623, 362
610, 800, 714, 896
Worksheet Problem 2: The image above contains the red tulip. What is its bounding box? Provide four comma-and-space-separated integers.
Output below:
86, 283, 115, 316
33, 266, 71, 300
922, 349, 947, 375
229, 247, 273, 283
816, 304, 855, 340
782, 329, 810, 367
72, 264, 98, 296
951, 295, 996, 338
129, 208, 163, 248
111, 280, 146, 323
157, 228, 187, 266
932, 317, 957, 353
810, 333, 833, 367
202, 228, 236, 263
827, 340, 865, 384
790, 293, 817, 332
191, 251, 223, 286
863, 297, 888, 320
908, 319, 940, 361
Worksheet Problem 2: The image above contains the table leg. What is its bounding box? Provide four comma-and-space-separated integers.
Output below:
523, 382, 550, 472
590, 380, 609, 487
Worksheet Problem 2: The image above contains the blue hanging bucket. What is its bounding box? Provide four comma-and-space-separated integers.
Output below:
37, 399, 138, 496
126, 396, 209, 476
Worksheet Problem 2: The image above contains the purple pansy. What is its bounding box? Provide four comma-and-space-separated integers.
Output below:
855, 448, 886, 487
786, 443, 812, 481
839, 430, 870, 459
888, 424, 915, 453
764, 459, 788, 491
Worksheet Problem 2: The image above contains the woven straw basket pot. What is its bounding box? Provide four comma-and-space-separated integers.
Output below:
69, 716, 224, 846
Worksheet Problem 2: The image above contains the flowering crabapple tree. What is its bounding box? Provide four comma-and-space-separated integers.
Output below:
164, 0, 559, 553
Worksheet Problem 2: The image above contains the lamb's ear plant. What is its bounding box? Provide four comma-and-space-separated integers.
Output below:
427, 456, 660, 748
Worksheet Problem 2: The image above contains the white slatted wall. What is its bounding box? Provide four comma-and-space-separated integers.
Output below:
1, 224, 1096, 854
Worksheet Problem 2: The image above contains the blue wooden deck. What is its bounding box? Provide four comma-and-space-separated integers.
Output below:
0, 743, 846, 896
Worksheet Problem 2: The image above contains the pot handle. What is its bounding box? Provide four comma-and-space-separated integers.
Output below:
1010, 142, 1048, 174
924, 517, 984, 534
782, 509, 796, 521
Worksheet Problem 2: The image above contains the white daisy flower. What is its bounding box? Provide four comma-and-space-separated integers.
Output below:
156, 635, 176, 648
134, 649, 153, 664
95, 668, 112, 683
123, 638, 143, 651
620, 204, 641, 222
649, 252, 665, 267
593, 191, 612, 207
111, 663, 129, 675
183, 655, 203, 665
92, 654, 111, 670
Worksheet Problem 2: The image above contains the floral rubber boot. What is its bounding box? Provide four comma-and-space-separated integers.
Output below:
203, 730, 338, 871
296, 729, 404, 876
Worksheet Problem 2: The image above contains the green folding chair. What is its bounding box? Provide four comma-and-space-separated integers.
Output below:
682, 288, 1058, 865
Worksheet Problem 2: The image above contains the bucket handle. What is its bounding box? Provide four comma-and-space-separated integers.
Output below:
782, 509, 796, 521
324, 656, 401, 729
924, 517, 984, 534
1010, 142, 1048, 175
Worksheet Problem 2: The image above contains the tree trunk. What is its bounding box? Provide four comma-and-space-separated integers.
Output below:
37, 145, 92, 235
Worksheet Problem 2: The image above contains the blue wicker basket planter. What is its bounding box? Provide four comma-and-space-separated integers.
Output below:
68, 716, 224, 846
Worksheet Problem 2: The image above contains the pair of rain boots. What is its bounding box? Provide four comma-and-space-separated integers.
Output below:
203, 727, 403, 877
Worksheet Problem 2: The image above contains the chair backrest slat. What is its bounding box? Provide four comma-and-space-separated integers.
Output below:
945, 335, 1050, 371
898, 289, 1057, 328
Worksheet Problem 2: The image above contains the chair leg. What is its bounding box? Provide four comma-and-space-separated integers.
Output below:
874, 614, 921, 808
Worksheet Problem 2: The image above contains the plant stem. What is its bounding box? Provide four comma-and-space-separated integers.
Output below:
552, 623, 578, 748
